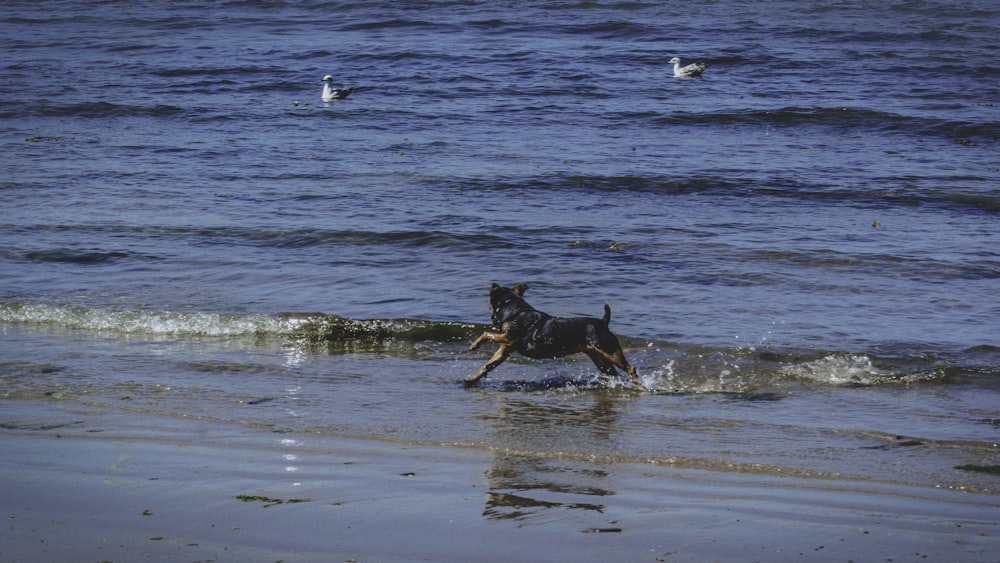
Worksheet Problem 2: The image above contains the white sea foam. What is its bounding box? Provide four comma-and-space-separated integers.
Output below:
0, 303, 291, 337
781, 353, 888, 385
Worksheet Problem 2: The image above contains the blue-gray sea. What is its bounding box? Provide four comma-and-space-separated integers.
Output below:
2, 0, 998, 538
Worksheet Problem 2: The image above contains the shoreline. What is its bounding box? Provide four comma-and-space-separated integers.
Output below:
2, 411, 997, 562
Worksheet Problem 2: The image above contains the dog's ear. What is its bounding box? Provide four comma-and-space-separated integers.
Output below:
491, 283, 500, 291
512, 283, 528, 296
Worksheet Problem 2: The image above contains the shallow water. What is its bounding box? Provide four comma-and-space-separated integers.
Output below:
2, 0, 999, 523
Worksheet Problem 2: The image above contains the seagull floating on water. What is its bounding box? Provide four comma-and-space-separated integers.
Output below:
321, 75, 355, 101
669, 57, 710, 78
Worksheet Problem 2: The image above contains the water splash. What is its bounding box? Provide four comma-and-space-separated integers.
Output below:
780, 353, 891, 385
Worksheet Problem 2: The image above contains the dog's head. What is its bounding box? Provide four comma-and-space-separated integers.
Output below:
487, 282, 529, 326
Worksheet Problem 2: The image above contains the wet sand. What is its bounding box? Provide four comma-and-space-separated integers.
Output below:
2, 410, 997, 563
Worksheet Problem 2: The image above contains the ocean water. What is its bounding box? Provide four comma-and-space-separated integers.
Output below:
2, 0, 999, 519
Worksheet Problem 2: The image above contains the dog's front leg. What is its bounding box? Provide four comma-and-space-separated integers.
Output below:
465, 343, 513, 386
469, 331, 513, 351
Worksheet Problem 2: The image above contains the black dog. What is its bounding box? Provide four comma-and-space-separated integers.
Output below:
466, 283, 641, 387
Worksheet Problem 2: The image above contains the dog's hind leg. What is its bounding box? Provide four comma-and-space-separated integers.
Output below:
586, 345, 642, 387
620, 360, 642, 387
585, 349, 619, 377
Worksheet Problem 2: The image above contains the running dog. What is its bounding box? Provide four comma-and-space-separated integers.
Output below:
466, 283, 641, 387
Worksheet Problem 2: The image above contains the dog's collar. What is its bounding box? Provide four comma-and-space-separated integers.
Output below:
492, 295, 518, 311
491, 295, 521, 326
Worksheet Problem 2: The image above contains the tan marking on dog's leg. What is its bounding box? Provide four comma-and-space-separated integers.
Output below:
587, 345, 643, 388
623, 363, 642, 387
469, 331, 513, 351
465, 344, 513, 386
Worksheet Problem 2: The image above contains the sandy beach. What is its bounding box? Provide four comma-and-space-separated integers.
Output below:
2, 401, 997, 563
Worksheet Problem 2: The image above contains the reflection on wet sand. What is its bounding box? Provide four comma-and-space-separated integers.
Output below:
480, 390, 628, 522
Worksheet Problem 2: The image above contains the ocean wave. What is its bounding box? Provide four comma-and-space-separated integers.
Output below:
3, 302, 985, 391
470, 173, 1000, 215
649, 106, 1000, 142
0, 302, 478, 342
778, 353, 937, 386
19, 249, 136, 265
295, 314, 477, 343
11, 101, 188, 119
338, 19, 456, 32
0, 303, 291, 337
2, 224, 508, 256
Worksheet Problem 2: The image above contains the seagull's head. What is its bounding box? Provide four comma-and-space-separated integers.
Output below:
322, 75, 334, 82
668, 57, 680, 65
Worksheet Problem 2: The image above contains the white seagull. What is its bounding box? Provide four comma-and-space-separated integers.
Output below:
321, 75, 355, 101
669, 57, 710, 78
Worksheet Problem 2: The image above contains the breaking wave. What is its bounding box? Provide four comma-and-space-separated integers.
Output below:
2, 301, 985, 392
0, 301, 477, 342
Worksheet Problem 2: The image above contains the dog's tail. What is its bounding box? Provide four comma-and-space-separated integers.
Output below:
603, 303, 612, 325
